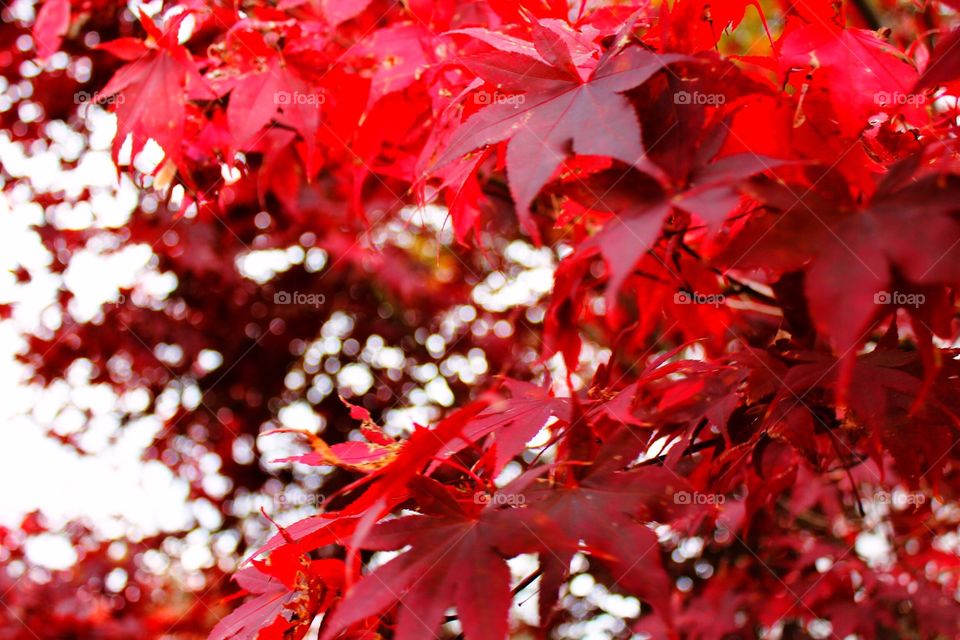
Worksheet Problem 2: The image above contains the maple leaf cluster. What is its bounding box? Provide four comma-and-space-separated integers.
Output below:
6, 0, 960, 637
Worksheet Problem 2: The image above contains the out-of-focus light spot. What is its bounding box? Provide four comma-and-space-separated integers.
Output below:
569, 573, 595, 597
856, 531, 891, 564
24, 534, 78, 570
279, 401, 324, 433
338, 363, 374, 396
105, 567, 128, 592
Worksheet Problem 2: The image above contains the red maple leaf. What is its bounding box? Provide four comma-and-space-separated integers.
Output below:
320, 477, 567, 640
428, 38, 686, 240
97, 10, 214, 169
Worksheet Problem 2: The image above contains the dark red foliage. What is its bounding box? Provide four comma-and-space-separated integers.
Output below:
0, 516, 229, 638
7, 0, 960, 637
